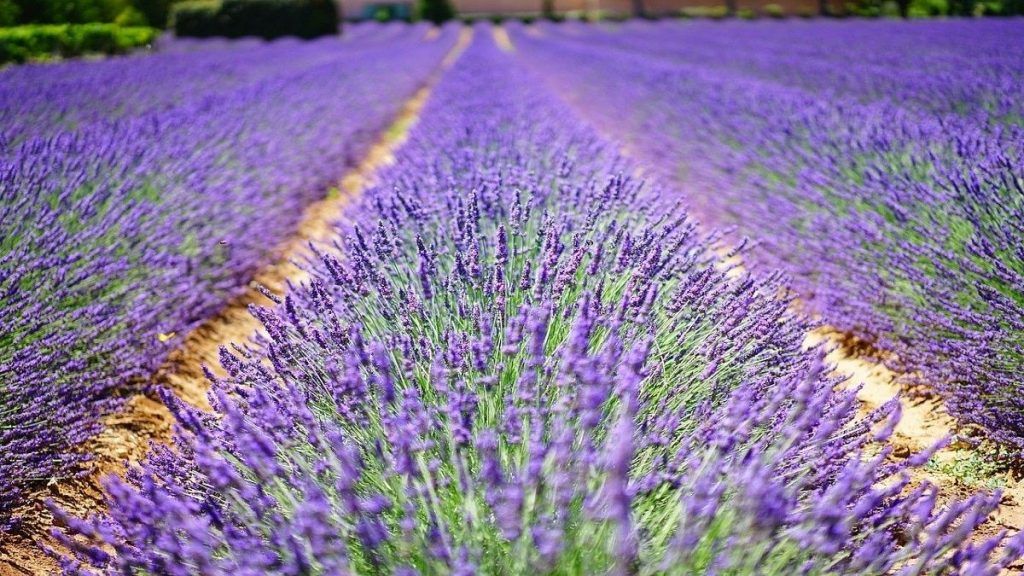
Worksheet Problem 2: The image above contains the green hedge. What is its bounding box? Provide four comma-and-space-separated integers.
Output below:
172, 0, 339, 40
0, 23, 157, 64
171, 0, 219, 37
415, 0, 454, 23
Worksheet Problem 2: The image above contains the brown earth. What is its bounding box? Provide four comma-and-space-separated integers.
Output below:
493, 26, 516, 52
806, 328, 1024, 566
0, 27, 472, 576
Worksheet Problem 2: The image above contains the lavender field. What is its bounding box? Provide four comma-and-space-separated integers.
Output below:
2, 18, 1024, 576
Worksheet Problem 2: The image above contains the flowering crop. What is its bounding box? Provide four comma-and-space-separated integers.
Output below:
54, 33, 1024, 575
512, 20, 1024, 453
0, 24, 459, 529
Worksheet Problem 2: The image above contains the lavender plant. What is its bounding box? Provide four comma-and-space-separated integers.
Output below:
512, 20, 1024, 454
0, 24, 460, 530
53, 34, 1024, 575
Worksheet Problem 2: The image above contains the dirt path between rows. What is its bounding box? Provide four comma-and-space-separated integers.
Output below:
493, 26, 515, 53
807, 329, 1024, 556
0, 27, 472, 576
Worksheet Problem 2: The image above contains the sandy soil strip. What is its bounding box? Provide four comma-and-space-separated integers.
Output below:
493, 26, 515, 52
806, 329, 1024, 556
0, 27, 473, 576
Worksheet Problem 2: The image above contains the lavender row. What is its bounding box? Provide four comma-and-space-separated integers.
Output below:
552, 19, 1024, 125
52, 31, 1023, 575
513, 20, 1024, 453
0, 23, 439, 144
0, 25, 459, 530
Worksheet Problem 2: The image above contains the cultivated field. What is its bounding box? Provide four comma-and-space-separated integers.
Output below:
3, 18, 1024, 575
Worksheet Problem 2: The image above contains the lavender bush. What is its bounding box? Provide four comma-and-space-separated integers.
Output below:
0, 23, 459, 529
512, 20, 1024, 454
0, 24, 440, 143
53, 33, 1024, 575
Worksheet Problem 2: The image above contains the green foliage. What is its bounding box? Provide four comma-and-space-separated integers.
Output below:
763, 3, 786, 16
994, 0, 1024, 13
844, 0, 908, 16
1, 0, 195, 28
946, 0, 976, 13
172, 0, 338, 40
0, 23, 156, 63
218, 0, 337, 38
170, 0, 218, 36
840, 0, 1023, 16
114, 5, 147, 24
365, 3, 412, 21
909, 0, 948, 16
373, 5, 389, 20
132, 0, 174, 27
679, 5, 729, 18
10, 0, 129, 24
0, 0, 19, 26
415, 0, 454, 24
926, 452, 1007, 490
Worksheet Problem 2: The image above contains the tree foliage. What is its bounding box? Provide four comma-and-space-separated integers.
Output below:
415, 0, 453, 23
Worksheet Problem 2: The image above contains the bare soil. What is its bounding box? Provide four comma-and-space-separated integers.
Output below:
493, 26, 515, 52
0, 28, 472, 576
806, 328, 1024, 569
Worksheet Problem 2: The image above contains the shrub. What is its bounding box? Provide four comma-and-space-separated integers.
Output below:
218, 0, 338, 38
173, 0, 339, 40
8, 0, 135, 24
680, 5, 729, 18
763, 3, 786, 16
0, 0, 19, 26
370, 4, 409, 21
170, 0, 220, 37
909, 0, 948, 16
416, 0, 454, 23
0, 23, 156, 64
114, 5, 148, 25
133, 0, 175, 27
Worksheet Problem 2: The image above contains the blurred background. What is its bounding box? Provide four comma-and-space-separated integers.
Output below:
1, 0, 1021, 68
1, 0, 1021, 45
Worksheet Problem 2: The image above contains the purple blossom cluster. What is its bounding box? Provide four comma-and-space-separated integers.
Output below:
0, 23, 460, 529
54, 32, 1024, 575
512, 20, 1024, 453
